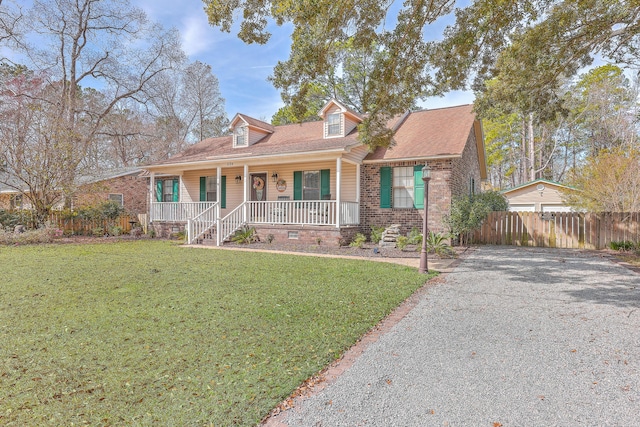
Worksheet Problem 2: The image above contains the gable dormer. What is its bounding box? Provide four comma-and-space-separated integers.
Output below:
318, 99, 363, 139
230, 113, 275, 148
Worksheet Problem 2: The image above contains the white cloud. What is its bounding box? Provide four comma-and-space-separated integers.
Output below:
180, 13, 217, 56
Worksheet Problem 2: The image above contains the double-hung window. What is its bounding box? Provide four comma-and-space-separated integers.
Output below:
108, 193, 124, 206
392, 167, 415, 208
293, 169, 331, 200
163, 179, 175, 202
327, 113, 341, 136
204, 176, 217, 201
156, 178, 179, 202
199, 175, 226, 208
235, 126, 247, 147
380, 165, 425, 209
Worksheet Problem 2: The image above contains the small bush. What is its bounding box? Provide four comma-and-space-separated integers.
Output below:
316, 236, 322, 245
231, 226, 257, 244
424, 231, 456, 258
349, 233, 367, 248
0, 227, 62, 245
110, 225, 124, 236
610, 240, 636, 251
408, 227, 423, 246
266, 234, 275, 244
396, 236, 409, 251
370, 225, 385, 244
92, 227, 105, 237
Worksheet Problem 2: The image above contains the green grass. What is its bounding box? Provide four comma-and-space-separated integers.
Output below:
0, 240, 434, 425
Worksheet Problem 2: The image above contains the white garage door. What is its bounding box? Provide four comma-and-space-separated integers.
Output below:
541, 205, 572, 213
509, 204, 535, 212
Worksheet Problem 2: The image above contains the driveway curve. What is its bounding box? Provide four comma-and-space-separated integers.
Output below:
274, 246, 640, 426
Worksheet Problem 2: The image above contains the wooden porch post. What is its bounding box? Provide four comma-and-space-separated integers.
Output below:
336, 158, 342, 227
243, 164, 248, 222
149, 172, 155, 223
356, 163, 361, 203
216, 166, 222, 246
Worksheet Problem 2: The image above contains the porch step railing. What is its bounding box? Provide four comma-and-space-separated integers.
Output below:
219, 204, 247, 244
151, 202, 216, 222
186, 202, 218, 245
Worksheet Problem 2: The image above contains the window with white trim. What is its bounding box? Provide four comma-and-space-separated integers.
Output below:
108, 193, 124, 206
234, 126, 247, 146
205, 176, 217, 202
392, 166, 415, 208
327, 113, 341, 136
163, 179, 175, 202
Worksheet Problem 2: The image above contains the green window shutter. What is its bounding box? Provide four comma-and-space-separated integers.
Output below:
156, 179, 163, 202
320, 169, 330, 199
380, 167, 392, 208
199, 177, 206, 202
172, 179, 179, 202
293, 171, 302, 200
221, 176, 226, 209
413, 165, 424, 209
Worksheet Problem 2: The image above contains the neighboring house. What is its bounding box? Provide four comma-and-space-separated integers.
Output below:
502, 179, 574, 212
143, 99, 487, 246
0, 168, 148, 214
74, 167, 148, 214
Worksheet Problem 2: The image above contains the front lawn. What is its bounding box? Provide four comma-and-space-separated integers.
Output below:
0, 240, 433, 425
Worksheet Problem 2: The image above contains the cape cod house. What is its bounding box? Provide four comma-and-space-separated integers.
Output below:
143, 99, 487, 246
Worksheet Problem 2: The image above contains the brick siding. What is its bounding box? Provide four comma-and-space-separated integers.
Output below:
360, 128, 482, 235
75, 175, 149, 214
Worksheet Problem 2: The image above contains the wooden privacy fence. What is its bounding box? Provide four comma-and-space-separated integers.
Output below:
48, 212, 148, 235
473, 212, 640, 250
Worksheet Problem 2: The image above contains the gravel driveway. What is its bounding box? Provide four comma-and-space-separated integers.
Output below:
275, 246, 640, 426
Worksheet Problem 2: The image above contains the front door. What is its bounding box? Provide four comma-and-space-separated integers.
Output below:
250, 173, 267, 201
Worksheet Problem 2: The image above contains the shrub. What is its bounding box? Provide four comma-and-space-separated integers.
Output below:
610, 240, 636, 251
92, 227, 105, 237
349, 233, 367, 248
396, 235, 409, 251
231, 226, 257, 244
408, 227, 423, 245
266, 234, 275, 244
424, 231, 456, 258
0, 227, 62, 245
110, 225, 124, 236
445, 191, 509, 245
370, 225, 385, 244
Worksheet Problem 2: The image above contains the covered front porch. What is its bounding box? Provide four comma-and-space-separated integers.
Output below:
148, 157, 362, 245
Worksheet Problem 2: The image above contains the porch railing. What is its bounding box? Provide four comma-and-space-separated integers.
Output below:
340, 201, 359, 225
186, 202, 218, 244
151, 202, 216, 222
247, 200, 339, 225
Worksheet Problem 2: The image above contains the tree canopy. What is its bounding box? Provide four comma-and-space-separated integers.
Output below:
203, 0, 640, 149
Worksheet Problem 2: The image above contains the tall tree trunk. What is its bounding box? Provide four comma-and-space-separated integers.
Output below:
529, 112, 535, 181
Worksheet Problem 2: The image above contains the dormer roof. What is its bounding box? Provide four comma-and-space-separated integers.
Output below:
318, 98, 363, 122
230, 113, 275, 133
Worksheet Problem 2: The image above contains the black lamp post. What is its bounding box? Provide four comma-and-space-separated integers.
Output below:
419, 163, 431, 274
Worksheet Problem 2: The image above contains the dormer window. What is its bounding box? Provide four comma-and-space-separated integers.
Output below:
327, 113, 341, 136
234, 126, 247, 147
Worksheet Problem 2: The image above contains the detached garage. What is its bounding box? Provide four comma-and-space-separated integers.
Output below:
502, 179, 575, 212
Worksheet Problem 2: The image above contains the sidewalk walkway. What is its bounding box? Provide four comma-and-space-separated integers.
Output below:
266, 246, 640, 426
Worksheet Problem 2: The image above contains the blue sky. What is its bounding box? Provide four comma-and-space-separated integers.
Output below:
137, 0, 475, 120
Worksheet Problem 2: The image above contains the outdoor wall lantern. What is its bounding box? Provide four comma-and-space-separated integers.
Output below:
235, 175, 242, 183
271, 172, 279, 182
419, 163, 432, 274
